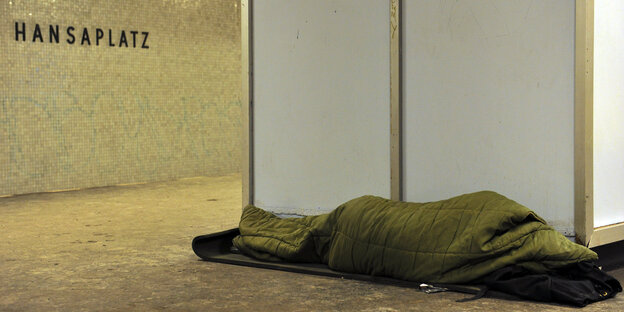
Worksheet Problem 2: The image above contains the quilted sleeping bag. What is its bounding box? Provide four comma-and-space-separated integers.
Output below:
232, 191, 597, 284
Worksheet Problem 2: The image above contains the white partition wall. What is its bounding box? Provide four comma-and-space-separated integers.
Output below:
594, 1, 624, 228
242, 0, 624, 246
402, 1, 576, 234
251, 0, 390, 215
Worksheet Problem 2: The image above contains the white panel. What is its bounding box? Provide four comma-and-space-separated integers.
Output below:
253, 0, 390, 215
594, 0, 624, 228
402, 0, 575, 234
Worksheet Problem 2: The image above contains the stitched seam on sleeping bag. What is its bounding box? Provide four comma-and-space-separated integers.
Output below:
332, 228, 557, 256
241, 233, 331, 248
440, 206, 467, 277
289, 218, 322, 232
468, 200, 488, 252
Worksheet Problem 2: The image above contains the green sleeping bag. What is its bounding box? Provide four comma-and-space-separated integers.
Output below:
233, 191, 597, 284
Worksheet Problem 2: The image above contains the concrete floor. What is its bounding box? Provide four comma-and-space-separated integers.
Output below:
1, 174, 623, 311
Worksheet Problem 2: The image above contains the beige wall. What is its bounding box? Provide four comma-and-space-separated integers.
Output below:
1, 0, 241, 195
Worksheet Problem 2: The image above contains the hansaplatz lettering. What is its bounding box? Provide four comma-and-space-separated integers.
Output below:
14, 22, 150, 49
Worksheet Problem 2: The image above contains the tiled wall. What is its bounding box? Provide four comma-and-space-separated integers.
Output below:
0, 0, 241, 195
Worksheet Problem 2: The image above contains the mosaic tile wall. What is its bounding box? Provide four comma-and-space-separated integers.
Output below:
0, 0, 241, 195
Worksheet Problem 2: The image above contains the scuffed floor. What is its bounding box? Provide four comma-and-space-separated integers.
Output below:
1, 174, 622, 311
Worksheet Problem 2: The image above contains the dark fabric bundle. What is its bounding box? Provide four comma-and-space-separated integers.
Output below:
481, 261, 621, 307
